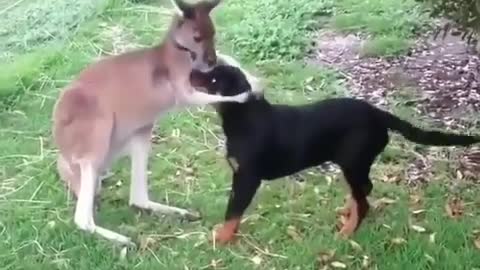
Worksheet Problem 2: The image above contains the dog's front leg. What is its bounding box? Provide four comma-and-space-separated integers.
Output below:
128, 125, 200, 221
215, 169, 261, 244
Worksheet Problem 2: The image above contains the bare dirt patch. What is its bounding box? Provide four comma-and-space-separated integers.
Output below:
306, 28, 480, 185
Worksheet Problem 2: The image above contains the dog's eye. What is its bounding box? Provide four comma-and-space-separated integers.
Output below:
211, 78, 216, 83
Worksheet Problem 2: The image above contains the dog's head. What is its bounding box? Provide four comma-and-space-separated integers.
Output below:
190, 65, 252, 96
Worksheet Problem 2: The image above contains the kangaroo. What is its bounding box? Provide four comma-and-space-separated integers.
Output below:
52, 0, 260, 246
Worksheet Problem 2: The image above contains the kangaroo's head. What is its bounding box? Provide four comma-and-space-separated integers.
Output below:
169, 0, 221, 72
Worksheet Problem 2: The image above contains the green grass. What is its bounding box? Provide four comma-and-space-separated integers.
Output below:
1, 0, 479, 269
360, 36, 412, 57
330, 0, 431, 56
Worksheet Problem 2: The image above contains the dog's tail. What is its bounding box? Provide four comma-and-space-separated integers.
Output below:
375, 109, 480, 146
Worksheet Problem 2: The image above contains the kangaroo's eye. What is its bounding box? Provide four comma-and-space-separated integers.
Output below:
211, 78, 216, 83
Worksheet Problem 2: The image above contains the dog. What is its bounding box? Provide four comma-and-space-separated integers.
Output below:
52, 0, 262, 246
189, 65, 480, 244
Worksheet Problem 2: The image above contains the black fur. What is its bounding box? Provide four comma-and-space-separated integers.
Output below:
190, 65, 480, 237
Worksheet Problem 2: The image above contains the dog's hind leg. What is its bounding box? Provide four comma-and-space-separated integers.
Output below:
338, 168, 371, 238
128, 125, 200, 221
334, 131, 385, 237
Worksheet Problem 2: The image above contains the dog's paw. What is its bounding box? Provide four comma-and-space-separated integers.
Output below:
214, 226, 237, 245
336, 217, 357, 239
212, 219, 241, 245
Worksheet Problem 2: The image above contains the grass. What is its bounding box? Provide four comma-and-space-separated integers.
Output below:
0, 0, 479, 269
330, 0, 431, 56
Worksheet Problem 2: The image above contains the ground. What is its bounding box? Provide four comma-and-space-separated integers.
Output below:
0, 0, 479, 269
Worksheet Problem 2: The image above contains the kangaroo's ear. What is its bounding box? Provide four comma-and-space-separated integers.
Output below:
172, 0, 195, 19
205, 0, 221, 12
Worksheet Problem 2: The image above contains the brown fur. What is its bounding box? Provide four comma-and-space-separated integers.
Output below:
52, 0, 257, 246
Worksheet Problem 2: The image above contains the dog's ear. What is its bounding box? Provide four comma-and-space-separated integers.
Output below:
190, 70, 211, 87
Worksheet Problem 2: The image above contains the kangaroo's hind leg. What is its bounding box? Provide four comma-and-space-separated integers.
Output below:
128, 125, 200, 221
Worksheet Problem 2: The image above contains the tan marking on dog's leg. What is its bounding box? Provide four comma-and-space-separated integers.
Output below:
339, 198, 359, 237
215, 217, 241, 244
337, 196, 353, 216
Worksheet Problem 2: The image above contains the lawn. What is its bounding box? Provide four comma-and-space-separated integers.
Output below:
0, 0, 479, 269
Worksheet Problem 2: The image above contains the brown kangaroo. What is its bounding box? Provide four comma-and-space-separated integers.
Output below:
52, 0, 262, 246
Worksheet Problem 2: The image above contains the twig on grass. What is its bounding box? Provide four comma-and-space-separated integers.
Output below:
242, 235, 287, 259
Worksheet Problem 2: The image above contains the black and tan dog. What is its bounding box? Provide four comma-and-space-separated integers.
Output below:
190, 65, 480, 244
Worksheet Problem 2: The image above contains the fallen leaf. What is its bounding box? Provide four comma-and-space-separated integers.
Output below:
382, 224, 392, 230
331, 261, 347, 269
411, 209, 426, 215
391, 237, 407, 245
424, 254, 435, 263
429, 233, 436, 243
409, 194, 422, 207
373, 197, 397, 210
47, 220, 56, 228
361, 255, 370, 268
139, 236, 156, 251
251, 255, 262, 265
381, 173, 400, 183
317, 250, 336, 265
410, 224, 427, 233
349, 240, 362, 252
474, 237, 480, 250
445, 197, 465, 219
456, 170, 463, 180
286, 225, 302, 242
325, 175, 333, 186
